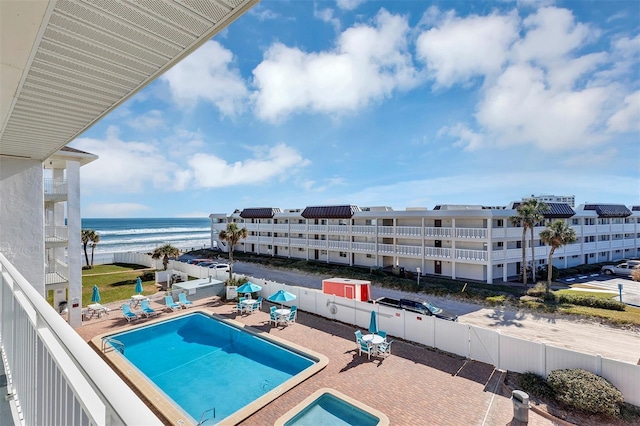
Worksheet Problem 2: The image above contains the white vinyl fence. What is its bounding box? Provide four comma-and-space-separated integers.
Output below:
115, 252, 640, 406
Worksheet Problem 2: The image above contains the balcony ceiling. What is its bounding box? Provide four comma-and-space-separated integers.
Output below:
0, 0, 258, 161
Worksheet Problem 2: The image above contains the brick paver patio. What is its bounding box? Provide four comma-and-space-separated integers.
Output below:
76, 295, 556, 425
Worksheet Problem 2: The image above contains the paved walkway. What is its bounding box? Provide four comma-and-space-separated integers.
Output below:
76, 296, 556, 426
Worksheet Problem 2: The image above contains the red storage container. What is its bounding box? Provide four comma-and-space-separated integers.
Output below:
322, 278, 371, 301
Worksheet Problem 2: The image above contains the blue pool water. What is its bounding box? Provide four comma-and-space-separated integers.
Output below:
284, 393, 380, 426
108, 313, 315, 423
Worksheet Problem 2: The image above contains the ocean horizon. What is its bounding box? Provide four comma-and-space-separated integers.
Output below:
82, 217, 211, 255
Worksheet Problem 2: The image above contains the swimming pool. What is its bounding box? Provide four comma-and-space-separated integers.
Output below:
98, 311, 327, 425
275, 388, 389, 426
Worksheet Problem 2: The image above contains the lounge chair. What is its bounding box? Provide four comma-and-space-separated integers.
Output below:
178, 293, 193, 308
140, 300, 160, 318
269, 306, 280, 326
164, 295, 181, 311
377, 340, 394, 357
358, 340, 374, 359
121, 304, 139, 322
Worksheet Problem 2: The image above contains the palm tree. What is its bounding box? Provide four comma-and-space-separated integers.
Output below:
89, 232, 100, 267
151, 243, 180, 271
509, 200, 548, 287
539, 220, 577, 294
81, 229, 98, 268
523, 199, 549, 283
218, 223, 248, 280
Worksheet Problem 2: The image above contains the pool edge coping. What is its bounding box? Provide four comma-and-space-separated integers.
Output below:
273, 387, 390, 426
90, 308, 329, 426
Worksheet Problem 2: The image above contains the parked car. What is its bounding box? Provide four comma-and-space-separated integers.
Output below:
208, 263, 230, 273
197, 262, 216, 267
188, 258, 213, 265
375, 296, 458, 321
601, 261, 640, 277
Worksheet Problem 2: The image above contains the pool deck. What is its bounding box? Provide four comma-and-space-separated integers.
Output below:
76, 295, 556, 426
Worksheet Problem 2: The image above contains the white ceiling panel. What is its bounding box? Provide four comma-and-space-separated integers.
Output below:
1, 0, 259, 160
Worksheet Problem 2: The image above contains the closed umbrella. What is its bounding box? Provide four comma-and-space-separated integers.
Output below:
135, 277, 143, 294
267, 289, 296, 309
91, 285, 101, 304
236, 281, 262, 297
369, 310, 378, 335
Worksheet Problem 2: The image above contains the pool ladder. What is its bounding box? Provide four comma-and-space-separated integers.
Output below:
102, 337, 125, 354
198, 408, 215, 425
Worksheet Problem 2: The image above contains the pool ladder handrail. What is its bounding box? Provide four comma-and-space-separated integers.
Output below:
102, 337, 125, 354
198, 407, 215, 425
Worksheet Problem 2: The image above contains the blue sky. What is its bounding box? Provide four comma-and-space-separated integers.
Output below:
72, 0, 640, 218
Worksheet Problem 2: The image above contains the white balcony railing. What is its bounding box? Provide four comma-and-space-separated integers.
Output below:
395, 244, 422, 256
352, 242, 375, 252
43, 178, 67, 196
45, 259, 69, 285
289, 238, 307, 247
423, 247, 451, 258
45, 225, 68, 242
327, 225, 350, 234
425, 227, 452, 238
352, 225, 375, 234
308, 225, 328, 233
0, 253, 159, 425
455, 249, 487, 261
455, 227, 487, 239
273, 237, 289, 245
328, 241, 350, 250
395, 226, 422, 237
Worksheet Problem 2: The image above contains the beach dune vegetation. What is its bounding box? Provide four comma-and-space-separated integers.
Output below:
151, 243, 180, 270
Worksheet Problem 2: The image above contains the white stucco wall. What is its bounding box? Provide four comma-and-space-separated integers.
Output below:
66, 160, 82, 328
0, 158, 45, 293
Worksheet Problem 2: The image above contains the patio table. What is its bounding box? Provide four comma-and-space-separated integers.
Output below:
362, 334, 384, 355
130, 294, 148, 308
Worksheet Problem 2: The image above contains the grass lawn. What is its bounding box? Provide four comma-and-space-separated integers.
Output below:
555, 289, 618, 298
82, 264, 156, 306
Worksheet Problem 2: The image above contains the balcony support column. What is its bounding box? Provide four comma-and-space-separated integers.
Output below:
66, 160, 82, 328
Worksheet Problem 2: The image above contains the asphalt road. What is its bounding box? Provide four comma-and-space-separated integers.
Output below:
232, 261, 640, 364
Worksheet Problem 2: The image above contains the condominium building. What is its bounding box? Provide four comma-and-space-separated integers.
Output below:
210, 202, 640, 284
523, 194, 576, 207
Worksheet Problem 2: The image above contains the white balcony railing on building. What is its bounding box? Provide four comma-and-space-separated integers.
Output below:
455, 227, 487, 239
308, 239, 328, 248
624, 239, 636, 248
425, 227, 452, 238
395, 244, 422, 256
352, 242, 375, 252
611, 224, 624, 233
377, 243, 395, 254
0, 254, 159, 425
378, 226, 395, 236
455, 249, 487, 261
290, 224, 307, 232
273, 224, 288, 231
423, 247, 451, 258
245, 235, 259, 243
45, 259, 69, 285
327, 225, 350, 234
597, 241, 611, 250
596, 225, 610, 233
243, 223, 259, 231
273, 237, 289, 245
583, 242, 596, 251
491, 228, 505, 239
289, 238, 307, 247
328, 241, 350, 250
395, 226, 422, 237
308, 225, 328, 233
45, 225, 68, 242
623, 223, 636, 232
352, 225, 375, 234
43, 178, 67, 196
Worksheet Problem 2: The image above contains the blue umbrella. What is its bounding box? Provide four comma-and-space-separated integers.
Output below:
135, 277, 143, 294
236, 281, 262, 295
91, 285, 101, 304
267, 289, 296, 308
369, 310, 378, 334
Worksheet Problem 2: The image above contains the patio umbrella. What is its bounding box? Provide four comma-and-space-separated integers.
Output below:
267, 289, 296, 308
135, 277, 143, 294
91, 285, 101, 304
236, 281, 262, 296
368, 310, 378, 335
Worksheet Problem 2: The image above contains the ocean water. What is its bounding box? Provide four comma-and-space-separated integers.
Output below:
82, 218, 211, 254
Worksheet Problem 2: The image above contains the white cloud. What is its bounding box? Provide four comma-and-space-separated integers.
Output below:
84, 203, 149, 218
416, 11, 519, 88
74, 126, 177, 193
336, 0, 365, 11
126, 110, 166, 131
249, 5, 279, 21
186, 143, 310, 189
562, 148, 617, 167
314, 6, 340, 32
252, 9, 418, 122
161, 41, 248, 117
438, 124, 484, 151
607, 90, 640, 133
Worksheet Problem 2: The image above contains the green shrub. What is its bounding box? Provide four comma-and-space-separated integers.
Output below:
557, 294, 626, 311
138, 271, 155, 282
547, 369, 624, 417
517, 372, 554, 399
539, 265, 559, 281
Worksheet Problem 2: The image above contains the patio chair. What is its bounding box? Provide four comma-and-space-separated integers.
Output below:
178, 293, 193, 308
140, 300, 160, 318
377, 340, 394, 357
285, 306, 297, 325
269, 306, 279, 326
164, 295, 181, 311
236, 297, 246, 313
256, 296, 263, 310
358, 340, 374, 359
378, 330, 387, 341
121, 304, 139, 322
354, 330, 363, 343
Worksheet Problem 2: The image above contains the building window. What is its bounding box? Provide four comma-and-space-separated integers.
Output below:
495, 219, 503, 227
298, 248, 305, 252
572, 218, 579, 225
497, 241, 503, 247
366, 254, 373, 258
589, 253, 595, 258
339, 252, 347, 257
496, 264, 503, 268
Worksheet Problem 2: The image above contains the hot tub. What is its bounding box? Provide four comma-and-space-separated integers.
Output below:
275, 388, 389, 426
